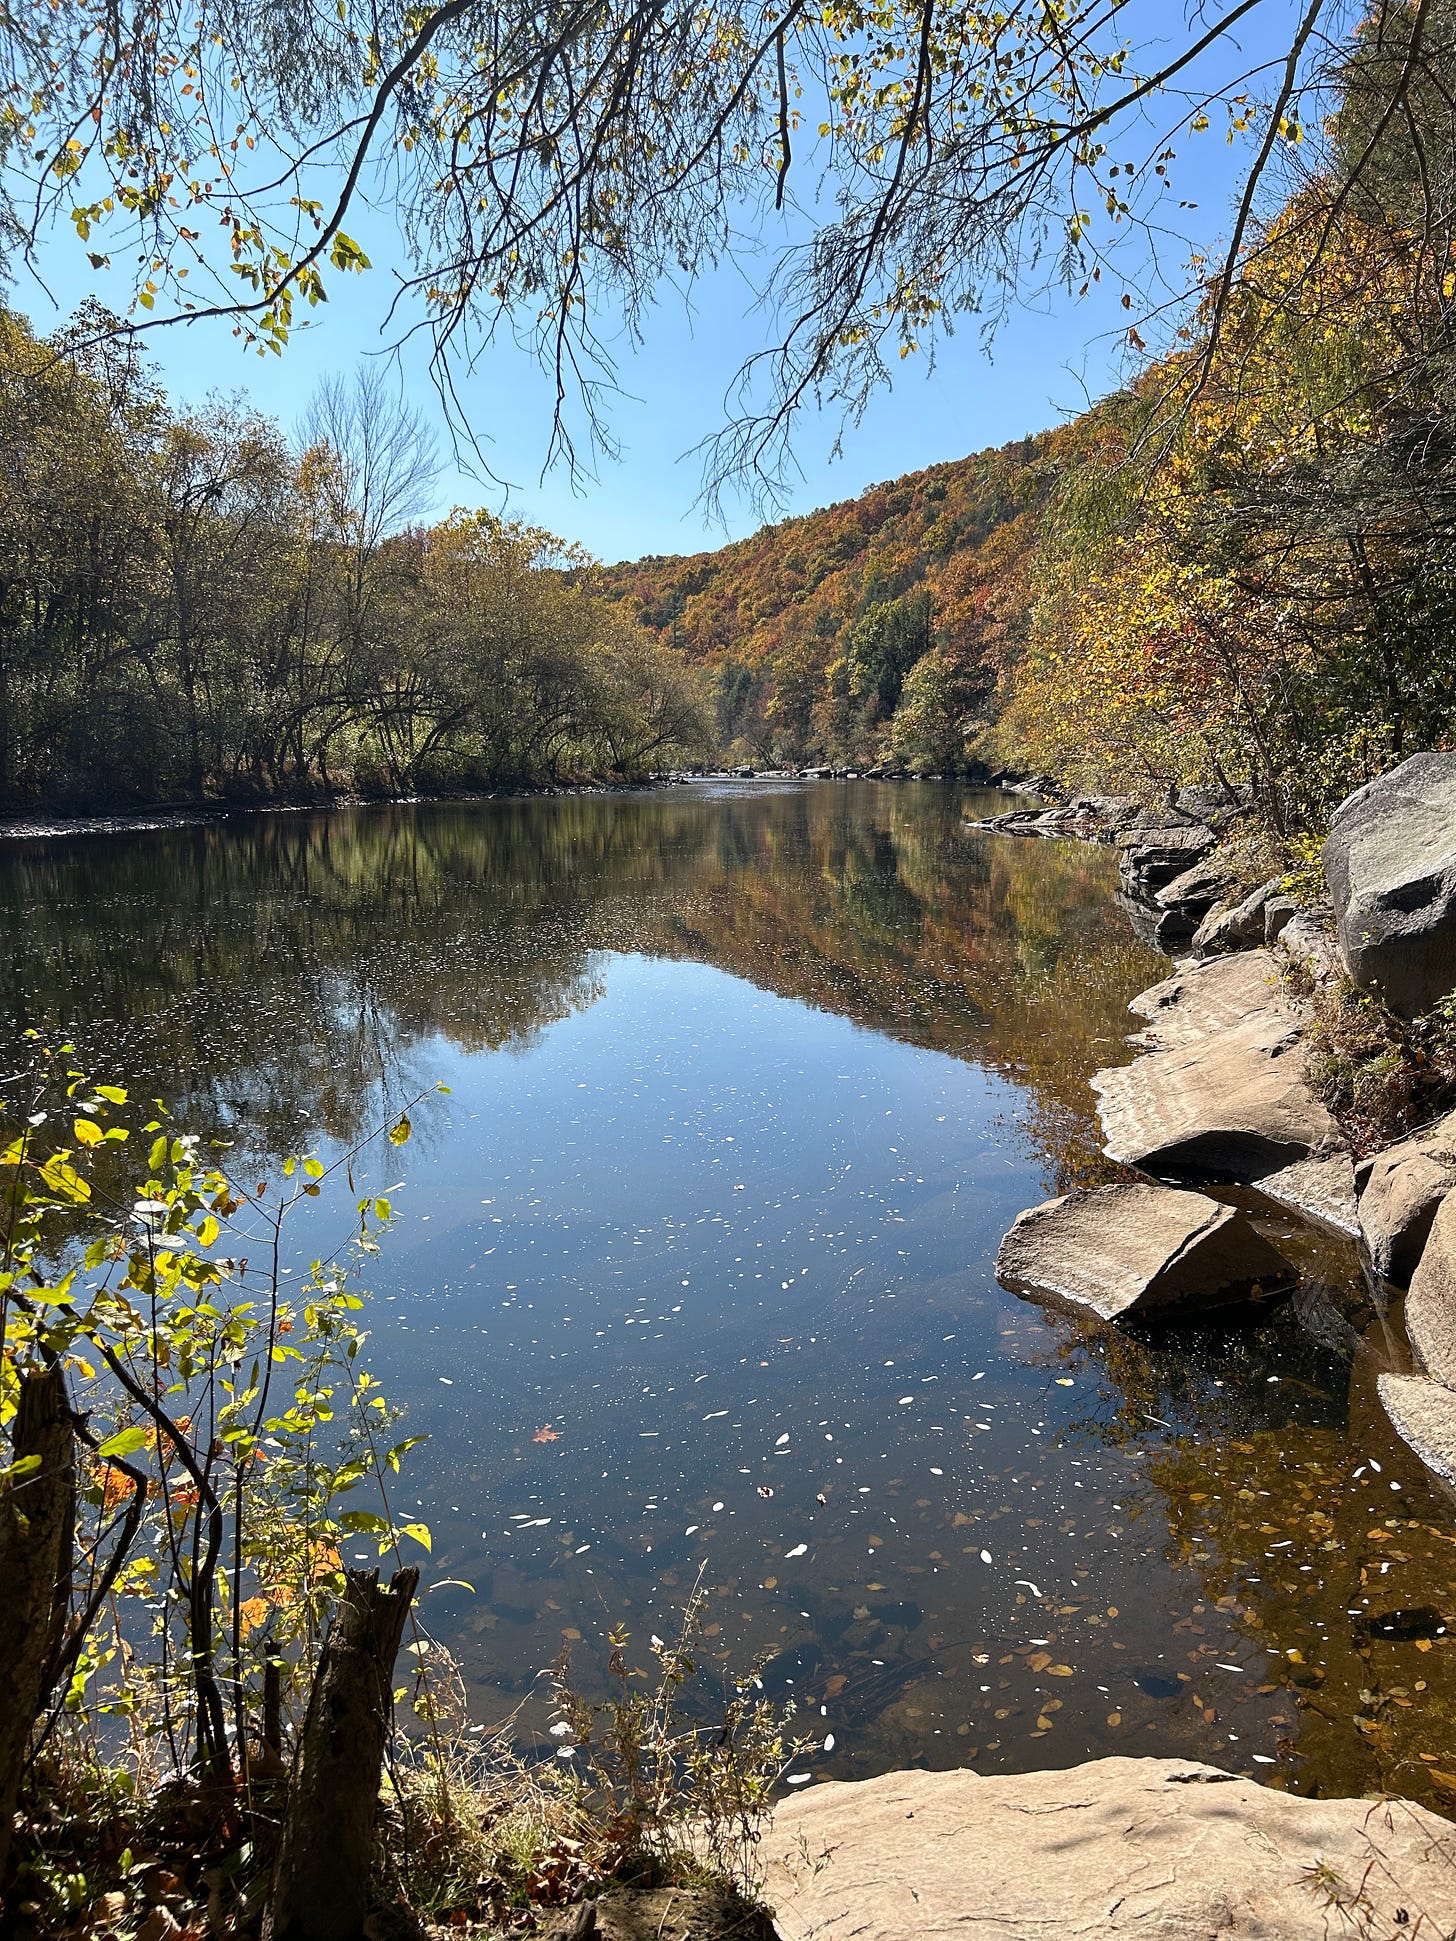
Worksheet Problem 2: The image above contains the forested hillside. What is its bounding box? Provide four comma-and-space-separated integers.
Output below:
594, 434, 1052, 773
600, 3, 1456, 839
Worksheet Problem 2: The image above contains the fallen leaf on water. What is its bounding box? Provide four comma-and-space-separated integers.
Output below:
1028, 1652, 1052, 1673
532, 1425, 561, 1444
1107, 1712, 1122, 1727
1047, 1664, 1074, 1677
762, 1575, 778, 1589
824, 1674, 848, 1698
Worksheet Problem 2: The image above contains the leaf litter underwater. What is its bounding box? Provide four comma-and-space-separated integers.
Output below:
7, 784, 1456, 1811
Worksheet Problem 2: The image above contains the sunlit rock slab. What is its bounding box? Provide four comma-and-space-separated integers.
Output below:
1094, 951, 1342, 1181
766, 1757, 1456, 1941
996, 1182, 1293, 1321
1379, 1372, 1456, 1495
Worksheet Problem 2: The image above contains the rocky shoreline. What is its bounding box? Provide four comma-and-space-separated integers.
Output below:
976, 754, 1456, 1497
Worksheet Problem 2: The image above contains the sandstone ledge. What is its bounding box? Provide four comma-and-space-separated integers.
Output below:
767, 1757, 1456, 1941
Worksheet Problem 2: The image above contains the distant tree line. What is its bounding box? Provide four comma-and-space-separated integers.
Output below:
0, 314, 710, 809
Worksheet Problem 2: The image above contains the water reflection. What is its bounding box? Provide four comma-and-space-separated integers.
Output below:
4, 781, 1455, 1809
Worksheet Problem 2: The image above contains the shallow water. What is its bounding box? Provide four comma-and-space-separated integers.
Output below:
7, 780, 1456, 1806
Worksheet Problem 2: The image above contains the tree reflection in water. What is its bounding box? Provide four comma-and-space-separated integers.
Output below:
3, 782, 1453, 1809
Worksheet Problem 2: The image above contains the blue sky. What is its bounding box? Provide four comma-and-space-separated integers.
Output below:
15, 8, 1301, 563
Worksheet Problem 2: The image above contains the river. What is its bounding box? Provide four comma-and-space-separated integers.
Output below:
5, 779, 1454, 1807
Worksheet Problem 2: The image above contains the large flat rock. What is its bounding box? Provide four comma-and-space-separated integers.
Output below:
1093, 952, 1342, 1182
1324, 751, 1456, 1016
1358, 1111, 1456, 1283
1379, 1373, 1456, 1495
996, 1183, 1293, 1321
767, 1758, 1456, 1941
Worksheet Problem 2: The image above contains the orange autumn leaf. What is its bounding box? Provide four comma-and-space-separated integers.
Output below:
533, 1424, 562, 1443
238, 1596, 270, 1637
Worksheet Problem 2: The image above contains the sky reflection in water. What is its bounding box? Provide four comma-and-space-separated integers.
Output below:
4, 781, 1456, 1806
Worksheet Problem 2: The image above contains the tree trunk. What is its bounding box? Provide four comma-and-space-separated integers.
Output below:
262, 1566, 419, 1941
0, 1364, 76, 1889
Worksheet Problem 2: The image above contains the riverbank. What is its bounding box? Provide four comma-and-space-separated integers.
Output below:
0, 777, 677, 842
0, 767, 994, 843
979, 753, 1456, 1492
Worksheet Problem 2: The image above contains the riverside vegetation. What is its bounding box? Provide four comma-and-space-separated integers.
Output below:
0, 1049, 806, 1938
0, 339, 710, 809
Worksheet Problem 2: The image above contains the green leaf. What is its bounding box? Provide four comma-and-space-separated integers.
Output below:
196, 1214, 219, 1248
398, 1521, 432, 1554
97, 1426, 150, 1460
388, 1114, 411, 1147
95, 1085, 128, 1104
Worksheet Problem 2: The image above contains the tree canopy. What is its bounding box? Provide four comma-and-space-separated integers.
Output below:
0, 0, 1433, 491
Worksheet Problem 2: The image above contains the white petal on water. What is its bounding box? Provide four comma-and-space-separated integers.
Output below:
980, 1550, 993, 1564
785, 1543, 808, 1558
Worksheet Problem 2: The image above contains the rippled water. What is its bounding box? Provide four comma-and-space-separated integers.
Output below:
6, 780, 1456, 1806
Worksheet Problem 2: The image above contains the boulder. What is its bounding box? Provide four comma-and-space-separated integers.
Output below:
1255, 1151, 1360, 1237
1116, 823, 1216, 898
1357, 1111, 1456, 1283
1191, 880, 1274, 957
1155, 855, 1227, 915
1274, 909, 1341, 980
1151, 856, 1228, 946
1379, 1373, 1456, 1495
1094, 952, 1342, 1180
767, 1758, 1456, 1941
1262, 892, 1299, 943
1324, 751, 1456, 1015
1404, 1189, 1456, 1384
995, 1182, 1293, 1321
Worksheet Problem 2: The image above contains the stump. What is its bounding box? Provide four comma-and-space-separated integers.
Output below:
0, 1363, 76, 1891
263, 1566, 419, 1941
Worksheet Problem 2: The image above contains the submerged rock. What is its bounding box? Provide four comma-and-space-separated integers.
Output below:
1357, 1111, 1456, 1283
1324, 751, 1456, 1016
1093, 951, 1342, 1182
767, 1757, 1456, 1941
995, 1182, 1293, 1321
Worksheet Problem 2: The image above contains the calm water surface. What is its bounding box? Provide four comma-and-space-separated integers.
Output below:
6, 781, 1456, 1806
